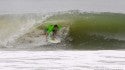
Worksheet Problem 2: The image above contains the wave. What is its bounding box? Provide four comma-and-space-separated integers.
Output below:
40, 11, 125, 50
0, 13, 49, 47
0, 11, 125, 50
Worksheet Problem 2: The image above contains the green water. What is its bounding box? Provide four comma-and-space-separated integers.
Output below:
40, 12, 125, 49
0, 12, 125, 50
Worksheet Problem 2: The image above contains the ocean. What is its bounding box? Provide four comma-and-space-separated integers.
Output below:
0, 0, 125, 70
0, 11, 125, 70
0, 51, 125, 70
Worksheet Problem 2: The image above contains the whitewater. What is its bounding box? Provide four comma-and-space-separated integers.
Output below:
0, 0, 125, 70
0, 51, 125, 70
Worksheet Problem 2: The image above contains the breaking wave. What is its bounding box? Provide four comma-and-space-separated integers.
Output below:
0, 11, 125, 50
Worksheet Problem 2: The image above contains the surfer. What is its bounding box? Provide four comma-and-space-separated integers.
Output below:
45, 24, 60, 41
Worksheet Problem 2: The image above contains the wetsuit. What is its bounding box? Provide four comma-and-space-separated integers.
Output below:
46, 25, 62, 35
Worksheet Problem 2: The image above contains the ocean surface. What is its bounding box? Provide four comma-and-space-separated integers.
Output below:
0, 51, 125, 70
0, 0, 125, 70
0, 11, 125, 50
0, 11, 125, 70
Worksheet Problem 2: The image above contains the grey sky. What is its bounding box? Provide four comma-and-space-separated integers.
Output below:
0, 0, 125, 14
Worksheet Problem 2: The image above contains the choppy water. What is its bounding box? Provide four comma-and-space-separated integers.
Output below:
0, 51, 125, 70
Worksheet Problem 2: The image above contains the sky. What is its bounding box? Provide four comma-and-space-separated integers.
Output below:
0, 0, 125, 14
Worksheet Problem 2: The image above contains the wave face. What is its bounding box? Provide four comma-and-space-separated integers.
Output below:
44, 12, 125, 50
0, 11, 125, 50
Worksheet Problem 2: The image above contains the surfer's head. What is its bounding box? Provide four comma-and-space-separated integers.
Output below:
52, 24, 59, 32
54, 24, 58, 28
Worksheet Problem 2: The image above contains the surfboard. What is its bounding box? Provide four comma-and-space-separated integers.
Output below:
48, 38, 60, 43
48, 36, 61, 43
